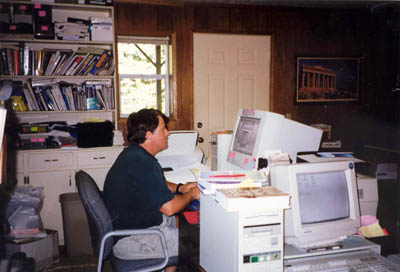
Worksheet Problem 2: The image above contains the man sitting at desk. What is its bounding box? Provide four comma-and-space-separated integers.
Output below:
103, 109, 199, 272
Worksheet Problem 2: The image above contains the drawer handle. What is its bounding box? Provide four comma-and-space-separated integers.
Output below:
44, 159, 59, 162
93, 156, 106, 160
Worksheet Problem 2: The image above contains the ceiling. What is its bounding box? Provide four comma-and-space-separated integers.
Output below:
117, 0, 400, 12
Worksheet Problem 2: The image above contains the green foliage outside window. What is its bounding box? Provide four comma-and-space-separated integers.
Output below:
118, 40, 170, 117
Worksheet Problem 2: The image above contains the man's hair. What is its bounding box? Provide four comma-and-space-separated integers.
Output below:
127, 109, 169, 144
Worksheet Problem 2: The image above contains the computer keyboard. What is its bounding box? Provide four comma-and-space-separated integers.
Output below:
285, 249, 400, 272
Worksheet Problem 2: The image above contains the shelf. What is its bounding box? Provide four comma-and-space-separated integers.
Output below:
0, 1, 113, 11
0, 36, 113, 45
15, 109, 116, 114
0, 75, 114, 80
1, 0, 117, 125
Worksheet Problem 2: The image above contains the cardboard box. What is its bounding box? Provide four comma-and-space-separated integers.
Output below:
376, 163, 398, 180
47, 229, 60, 263
91, 24, 112, 41
6, 232, 53, 271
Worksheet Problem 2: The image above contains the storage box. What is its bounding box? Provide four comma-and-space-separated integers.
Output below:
14, 4, 33, 24
47, 229, 60, 263
6, 233, 53, 271
34, 23, 55, 39
375, 163, 398, 180
33, 4, 52, 24
90, 24, 112, 41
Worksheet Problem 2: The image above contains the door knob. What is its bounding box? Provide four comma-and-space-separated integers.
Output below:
198, 137, 204, 143
197, 122, 203, 128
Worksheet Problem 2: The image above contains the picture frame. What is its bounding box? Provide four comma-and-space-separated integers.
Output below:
296, 57, 360, 103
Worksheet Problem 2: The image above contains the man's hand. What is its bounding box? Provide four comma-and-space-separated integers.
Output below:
161, 183, 200, 216
188, 185, 200, 200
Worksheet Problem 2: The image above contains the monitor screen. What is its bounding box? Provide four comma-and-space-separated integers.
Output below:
227, 109, 285, 170
271, 161, 360, 249
232, 116, 261, 156
297, 171, 349, 224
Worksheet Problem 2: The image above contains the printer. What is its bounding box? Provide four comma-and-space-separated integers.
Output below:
155, 130, 204, 170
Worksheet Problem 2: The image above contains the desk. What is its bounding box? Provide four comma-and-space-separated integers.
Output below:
178, 213, 202, 271
178, 215, 387, 272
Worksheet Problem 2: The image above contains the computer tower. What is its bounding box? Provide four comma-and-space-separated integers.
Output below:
210, 133, 241, 171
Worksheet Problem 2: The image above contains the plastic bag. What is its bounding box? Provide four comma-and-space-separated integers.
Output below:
6, 186, 46, 239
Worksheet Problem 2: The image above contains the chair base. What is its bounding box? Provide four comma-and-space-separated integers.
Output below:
111, 255, 179, 272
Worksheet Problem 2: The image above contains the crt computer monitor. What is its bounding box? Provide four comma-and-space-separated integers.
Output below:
227, 108, 322, 169
227, 109, 285, 170
270, 161, 361, 249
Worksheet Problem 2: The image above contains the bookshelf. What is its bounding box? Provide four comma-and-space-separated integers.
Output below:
0, 0, 117, 125
2, 1, 121, 246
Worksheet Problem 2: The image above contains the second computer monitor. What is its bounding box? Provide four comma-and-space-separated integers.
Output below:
227, 108, 322, 169
271, 161, 361, 248
227, 109, 284, 169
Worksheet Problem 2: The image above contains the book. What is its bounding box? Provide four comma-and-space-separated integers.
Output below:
215, 186, 290, 212
31, 78, 57, 87
65, 55, 83, 76
35, 50, 43, 76
40, 88, 56, 111
33, 87, 47, 111
25, 83, 40, 111
50, 85, 67, 111
53, 51, 72, 75
7, 48, 14, 75
22, 84, 38, 111
23, 44, 30, 76
13, 48, 20, 75
1, 49, 8, 75
59, 87, 70, 110
95, 87, 106, 109
45, 88, 60, 111
59, 53, 77, 76
89, 50, 109, 75
70, 53, 89, 76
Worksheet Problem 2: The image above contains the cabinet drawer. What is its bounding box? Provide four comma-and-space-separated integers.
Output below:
77, 150, 120, 167
28, 152, 74, 171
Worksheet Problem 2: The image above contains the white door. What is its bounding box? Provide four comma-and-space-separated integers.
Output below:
193, 33, 271, 160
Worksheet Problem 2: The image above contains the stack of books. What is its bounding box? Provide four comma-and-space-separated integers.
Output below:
0, 43, 114, 77
13, 79, 114, 112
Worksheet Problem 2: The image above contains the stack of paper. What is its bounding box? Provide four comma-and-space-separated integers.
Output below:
215, 186, 290, 212
195, 170, 266, 194
55, 22, 89, 41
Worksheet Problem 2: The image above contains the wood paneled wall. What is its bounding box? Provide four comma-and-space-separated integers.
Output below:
115, 3, 391, 149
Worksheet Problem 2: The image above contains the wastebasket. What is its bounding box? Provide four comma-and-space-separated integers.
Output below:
59, 192, 93, 256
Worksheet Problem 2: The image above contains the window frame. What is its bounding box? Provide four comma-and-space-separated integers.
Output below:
117, 36, 171, 118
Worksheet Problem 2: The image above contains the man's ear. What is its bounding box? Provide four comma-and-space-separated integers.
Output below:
145, 130, 153, 141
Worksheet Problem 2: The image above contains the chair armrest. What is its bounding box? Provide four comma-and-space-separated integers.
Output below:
97, 229, 169, 272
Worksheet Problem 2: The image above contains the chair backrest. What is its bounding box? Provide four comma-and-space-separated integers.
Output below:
75, 170, 114, 259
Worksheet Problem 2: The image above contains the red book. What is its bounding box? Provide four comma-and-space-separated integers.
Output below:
13, 49, 20, 75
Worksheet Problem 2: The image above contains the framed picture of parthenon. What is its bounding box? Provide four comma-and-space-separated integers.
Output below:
296, 57, 360, 103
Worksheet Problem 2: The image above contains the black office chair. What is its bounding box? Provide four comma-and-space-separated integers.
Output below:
75, 170, 178, 272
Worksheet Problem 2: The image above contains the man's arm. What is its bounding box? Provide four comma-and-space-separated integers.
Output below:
166, 181, 196, 194
160, 186, 200, 216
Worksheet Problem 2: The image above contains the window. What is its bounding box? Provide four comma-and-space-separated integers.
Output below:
117, 36, 171, 117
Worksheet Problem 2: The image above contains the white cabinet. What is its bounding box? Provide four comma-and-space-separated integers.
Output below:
16, 146, 123, 245
76, 148, 121, 189
29, 170, 75, 244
